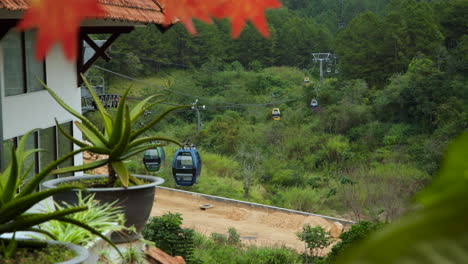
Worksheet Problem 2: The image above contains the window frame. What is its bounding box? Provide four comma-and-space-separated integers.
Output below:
3, 30, 47, 96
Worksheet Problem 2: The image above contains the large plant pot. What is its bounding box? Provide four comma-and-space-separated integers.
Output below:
42, 174, 164, 244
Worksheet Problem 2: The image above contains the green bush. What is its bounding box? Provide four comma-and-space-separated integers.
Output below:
326, 221, 384, 263
142, 213, 199, 263
297, 225, 332, 257
279, 187, 327, 213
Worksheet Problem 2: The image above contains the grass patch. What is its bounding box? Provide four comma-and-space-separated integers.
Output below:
4, 244, 76, 264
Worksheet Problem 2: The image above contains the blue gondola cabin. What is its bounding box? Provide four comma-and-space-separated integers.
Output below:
172, 146, 202, 186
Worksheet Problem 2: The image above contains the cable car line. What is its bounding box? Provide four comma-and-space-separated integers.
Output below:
108, 51, 189, 68
93, 65, 298, 108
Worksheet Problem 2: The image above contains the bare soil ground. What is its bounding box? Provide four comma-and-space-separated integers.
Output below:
151, 188, 343, 253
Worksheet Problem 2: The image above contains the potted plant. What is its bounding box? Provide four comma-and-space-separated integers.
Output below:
40, 76, 187, 243
0, 130, 118, 263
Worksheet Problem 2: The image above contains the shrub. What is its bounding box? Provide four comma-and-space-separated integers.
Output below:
227, 227, 241, 246
279, 187, 326, 213
326, 221, 384, 263
142, 213, 198, 263
296, 225, 332, 257
32, 193, 126, 245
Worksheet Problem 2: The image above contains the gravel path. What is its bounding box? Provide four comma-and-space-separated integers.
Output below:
150, 188, 342, 253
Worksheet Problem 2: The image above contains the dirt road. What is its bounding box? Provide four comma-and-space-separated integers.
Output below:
150, 188, 348, 253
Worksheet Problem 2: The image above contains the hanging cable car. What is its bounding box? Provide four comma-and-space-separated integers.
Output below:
272, 108, 281, 120
310, 98, 319, 108
143, 147, 165, 172
304, 77, 310, 85
172, 145, 202, 186
327, 65, 332, 73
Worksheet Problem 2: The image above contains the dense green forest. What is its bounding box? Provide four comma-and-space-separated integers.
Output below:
88, 0, 467, 223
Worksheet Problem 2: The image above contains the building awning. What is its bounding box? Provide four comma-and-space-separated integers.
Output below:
0, 0, 165, 24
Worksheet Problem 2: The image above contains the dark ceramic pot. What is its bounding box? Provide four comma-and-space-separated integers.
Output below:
42, 174, 164, 243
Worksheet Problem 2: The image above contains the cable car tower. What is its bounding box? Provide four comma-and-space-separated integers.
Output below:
338, 0, 346, 28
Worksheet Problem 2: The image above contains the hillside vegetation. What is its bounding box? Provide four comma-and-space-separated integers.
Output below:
87, 0, 467, 222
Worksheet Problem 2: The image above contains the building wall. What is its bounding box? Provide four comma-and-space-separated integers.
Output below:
0, 44, 83, 168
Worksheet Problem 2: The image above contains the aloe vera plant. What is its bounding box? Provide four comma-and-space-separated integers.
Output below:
0, 130, 119, 257
39, 75, 186, 187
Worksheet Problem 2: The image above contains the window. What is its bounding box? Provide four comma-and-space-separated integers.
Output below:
2, 30, 46, 96
39, 126, 56, 181
57, 122, 74, 177
1, 138, 16, 172
0, 122, 74, 180
20, 132, 37, 182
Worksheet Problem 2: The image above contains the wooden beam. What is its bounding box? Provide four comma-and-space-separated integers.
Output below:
156, 23, 173, 33
0, 19, 18, 41
81, 33, 120, 72
81, 26, 134, 35
76, 26, 134, 86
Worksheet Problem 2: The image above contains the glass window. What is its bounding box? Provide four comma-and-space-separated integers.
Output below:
144, 149, 159, 160
39, 126, 56, 180
25, 31, 45, 93
2, 30, 45, 96
57, 122, 74, 177
2, 31, 24, 96
20, 132, 37, 182
1, 138, 16, 172
177, 154, 193, 168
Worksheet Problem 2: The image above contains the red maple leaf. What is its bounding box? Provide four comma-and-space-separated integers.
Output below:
213, 0, 282, 38
160, 0, 282, 38
17, 0, 105, 61
160, 0, 214, 35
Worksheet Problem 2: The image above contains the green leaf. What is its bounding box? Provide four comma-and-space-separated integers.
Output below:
55, 216, 122, 258
110, 106, 132, 157
3, 148, 19, 204
80, 74, 113, 133
0, 207, 87, 234
51, 159, 109, 175
111, 161, 130, 188
55, 119, 88, 148
75, 121, 107, 148
39, 77, 108, 147
417, 133, 468, 206
108, 86, 131, 146
130, 105, 189, 141
129, 95, 158, 121
121, 143, 171, 161
19, 148, 89, 197
0, 186, 81, 224
335, 133, 468, 264
128, 136, 181, 150
3, 234, 17, 258
24, 228, 57, 240
16, 130, 37, 162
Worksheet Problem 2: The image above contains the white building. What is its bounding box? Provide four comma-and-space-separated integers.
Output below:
0, 0, 167, 179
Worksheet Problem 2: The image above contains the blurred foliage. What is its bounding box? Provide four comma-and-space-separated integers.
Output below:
334, 133, 468, 263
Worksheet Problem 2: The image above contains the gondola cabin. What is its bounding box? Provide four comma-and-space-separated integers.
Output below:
143, 147, 165, 172
310, 99, 318, 108
272, 108, 281, 120
304, 77, 310, 85
172, 146, 202, 186
310, 99, 319, 112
